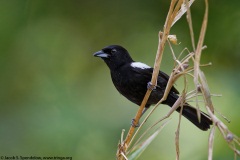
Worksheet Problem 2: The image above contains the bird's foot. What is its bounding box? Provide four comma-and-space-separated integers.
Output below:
131, 118, 140, 128
147, 82, 156, 91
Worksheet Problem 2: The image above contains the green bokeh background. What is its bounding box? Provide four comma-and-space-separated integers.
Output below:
0, 0, 239, 159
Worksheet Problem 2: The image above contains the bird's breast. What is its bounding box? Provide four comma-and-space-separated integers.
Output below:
110, 70, 148, 105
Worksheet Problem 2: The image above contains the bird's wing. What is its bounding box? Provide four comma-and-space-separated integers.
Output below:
131, 67, 179, 94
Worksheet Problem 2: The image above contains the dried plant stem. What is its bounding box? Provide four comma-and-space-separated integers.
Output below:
193, 0, 210, 122
117, 5, 188, 156
117, 1, 186, 159
184, 0, 195, 50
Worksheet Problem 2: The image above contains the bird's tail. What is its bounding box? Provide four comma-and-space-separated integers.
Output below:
177, 104, 212, 131
166, 94, 212, 131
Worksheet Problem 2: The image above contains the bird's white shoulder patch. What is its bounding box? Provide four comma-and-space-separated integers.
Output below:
131, 62, 151, 69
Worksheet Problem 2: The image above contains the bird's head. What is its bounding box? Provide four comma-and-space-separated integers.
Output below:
93, 45, 133, 70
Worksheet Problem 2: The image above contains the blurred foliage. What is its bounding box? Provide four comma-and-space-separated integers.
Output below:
0, 0, 239, 159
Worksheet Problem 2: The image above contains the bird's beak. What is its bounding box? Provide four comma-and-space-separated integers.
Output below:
93, 50, 110, 58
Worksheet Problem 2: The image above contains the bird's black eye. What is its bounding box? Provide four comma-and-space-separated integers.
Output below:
111, 49, 117, 54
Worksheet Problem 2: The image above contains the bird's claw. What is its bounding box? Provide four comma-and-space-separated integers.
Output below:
147, 82, 156, 91
131, 118, 140, 128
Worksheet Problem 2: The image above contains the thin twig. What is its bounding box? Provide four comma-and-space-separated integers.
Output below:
208, 125, 215, 160
185, 0, 196, 50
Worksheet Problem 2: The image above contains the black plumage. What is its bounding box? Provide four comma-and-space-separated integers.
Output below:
93, 45, 212, 131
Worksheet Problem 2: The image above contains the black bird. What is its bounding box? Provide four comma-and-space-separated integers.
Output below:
93, 45, 212, 131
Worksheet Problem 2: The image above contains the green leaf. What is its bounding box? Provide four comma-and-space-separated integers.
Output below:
128, 121, 169, 160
